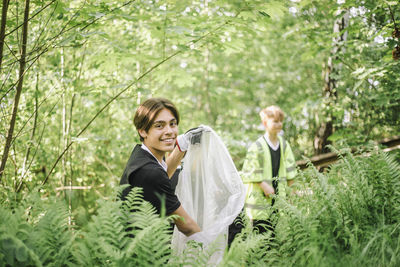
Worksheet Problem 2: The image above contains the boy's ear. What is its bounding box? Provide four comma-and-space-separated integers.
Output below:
139, 129, 147, 139
262, 120, 268, 128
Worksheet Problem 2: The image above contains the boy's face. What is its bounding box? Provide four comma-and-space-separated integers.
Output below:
263, 116, 283, 136
139, 108, 178, 159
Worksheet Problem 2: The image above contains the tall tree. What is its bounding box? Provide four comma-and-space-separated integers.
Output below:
0, 0, 30, 180
314, 10, 349, 154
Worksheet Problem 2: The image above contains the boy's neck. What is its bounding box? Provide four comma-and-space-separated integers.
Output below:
142, 143, 165, 163
266, 132, 279, 144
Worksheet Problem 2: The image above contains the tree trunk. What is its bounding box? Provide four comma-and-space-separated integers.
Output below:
0, 0, 30, 180
0, 0, 9, 71
314, 11, 349, 155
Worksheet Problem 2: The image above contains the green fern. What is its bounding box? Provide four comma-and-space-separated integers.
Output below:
220, 215, 274, 266
1, 148, 398, 266
0, 190, 75, 266
0, 234, 43, 267
250, 147, 400, 266
73, 186, 176, 266
29, 201, 76, 266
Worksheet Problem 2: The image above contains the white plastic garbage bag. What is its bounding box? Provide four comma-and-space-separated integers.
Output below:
172, 125, 245, 263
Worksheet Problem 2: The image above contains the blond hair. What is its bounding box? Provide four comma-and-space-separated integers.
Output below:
259, 105, 285, 122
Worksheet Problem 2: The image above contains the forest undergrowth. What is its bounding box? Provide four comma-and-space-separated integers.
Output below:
1, 147, 399, 266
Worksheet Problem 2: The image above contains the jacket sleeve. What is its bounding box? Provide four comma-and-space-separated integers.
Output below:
284, 142, 297, 180
241, 143, 264, 183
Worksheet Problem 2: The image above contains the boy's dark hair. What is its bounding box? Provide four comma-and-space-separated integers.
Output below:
133, 98, 180, 141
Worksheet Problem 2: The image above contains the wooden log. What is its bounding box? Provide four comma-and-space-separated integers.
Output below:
296, 136, 400, 170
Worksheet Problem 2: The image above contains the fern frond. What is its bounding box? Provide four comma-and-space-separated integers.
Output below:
0, 234, 43, 266
29, 200, 76, 266
124, 217, 173, 266
76, 198, 129, 264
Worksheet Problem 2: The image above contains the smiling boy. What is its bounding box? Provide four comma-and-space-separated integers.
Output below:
120, 98, 202, 237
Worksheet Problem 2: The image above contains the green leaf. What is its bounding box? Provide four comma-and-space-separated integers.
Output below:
258, 1, 287, 20
353, 79, 364, 90
2, 237, 14, 250
16, 246, 28, 262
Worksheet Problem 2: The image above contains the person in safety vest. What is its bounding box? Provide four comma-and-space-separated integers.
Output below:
241, 105, 297, 234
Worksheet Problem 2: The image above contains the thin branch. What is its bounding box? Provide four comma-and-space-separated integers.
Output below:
4, 0, 56, 37
4, 40, 19, 61
1, 1, 82, 69
0, 0, 10, 71
0, 59, 15, 93
0, 0, 30, 180
1, 0, 133, 98
30, 1, 58, 55
162, 6, 167, 60
26, 0, 134, 62
80, 0, 135, 32
387, 4, 397, 29
0, 41, 19, 97
18, 65, 39, 191
15, 0, 20, 53
16, 122, 46, 192
55, 184, 105, 191
0, 45, 48, 103
2, 0, 132, 140
11, 85, 61, 148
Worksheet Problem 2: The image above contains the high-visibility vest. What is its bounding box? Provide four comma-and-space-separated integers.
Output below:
241, 135, 297, 220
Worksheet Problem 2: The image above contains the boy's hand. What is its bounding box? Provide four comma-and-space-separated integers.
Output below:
259, 181, 275, 197
176, 126, 208, 152
188, 231, 210, 246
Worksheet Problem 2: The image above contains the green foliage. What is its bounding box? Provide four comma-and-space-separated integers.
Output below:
0, 186, 224, 266
221, 147, 400, 266
71, 187, 177, 266
222, 226, 274, 266
1, 149, 400, 266
0, 190, 73, 266
1, 0, 399, 210
266, 148, 400, 266
0, 0, 400, 264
